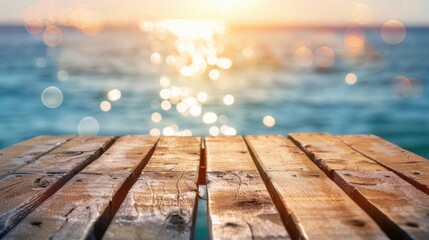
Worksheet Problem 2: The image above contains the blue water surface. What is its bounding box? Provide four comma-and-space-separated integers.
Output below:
0, 25, 428, 158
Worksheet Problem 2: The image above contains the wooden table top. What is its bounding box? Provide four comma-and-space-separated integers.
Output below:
0, 134, 428, 239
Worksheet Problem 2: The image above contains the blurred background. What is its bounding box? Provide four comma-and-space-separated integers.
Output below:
0, 0, 428, 158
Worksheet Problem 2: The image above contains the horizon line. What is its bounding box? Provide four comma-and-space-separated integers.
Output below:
1, 22, 429, 30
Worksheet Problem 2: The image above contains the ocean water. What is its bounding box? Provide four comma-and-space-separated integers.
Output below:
0, 25, 428, 158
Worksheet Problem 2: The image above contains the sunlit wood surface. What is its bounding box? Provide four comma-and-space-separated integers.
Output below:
0, 134, 428, 239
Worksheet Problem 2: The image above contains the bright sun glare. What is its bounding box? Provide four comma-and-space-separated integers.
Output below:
143, 19, 226, 40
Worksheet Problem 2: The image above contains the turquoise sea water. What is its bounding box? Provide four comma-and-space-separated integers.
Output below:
0, 25, 428, 158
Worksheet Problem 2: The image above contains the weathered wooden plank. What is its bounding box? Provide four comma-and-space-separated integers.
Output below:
245, 135, 387, 239
17, 136, 115, 174
142, 137, 201, 173
290, 133, 429, 239
4, 135, 158, 240
81, 136, 160, 175
103, 137, 200, 240
206, 136, 290, 240
289, 133, 385, 177
206, 136, 257, 172
335, 170, 429, 239
340, 134, 429, 195
0, 135, 73, 179
104, 172, 198, 240
0, 136, 115, 237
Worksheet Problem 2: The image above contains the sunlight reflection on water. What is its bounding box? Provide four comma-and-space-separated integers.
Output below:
140, 20, 237, 136
0, 20, 428, 157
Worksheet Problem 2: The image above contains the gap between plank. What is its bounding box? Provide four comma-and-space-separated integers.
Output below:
0, 136, 75, 180
243, 136, 303, 239
193, 137, 208, 239
0, 136, 118, 238
198, 137, 207, 185
341, 138, 429, 195
287, 134, 421, 239
93, 138, 160, 239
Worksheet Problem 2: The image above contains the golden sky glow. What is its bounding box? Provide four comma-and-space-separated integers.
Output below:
1, 0, 428, 25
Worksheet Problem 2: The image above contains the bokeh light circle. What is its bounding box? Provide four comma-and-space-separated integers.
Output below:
314, 47, 335, 68
41, 86, 63, 108
223, 95, 235, 105
344, 27, 365, 56
381, 20, 406, 44
150, 128, 161, 136
107, 89, 122, 101
77, 116, 99, 135
43, 25, 63, 47
263, 115, 276, 127
151, 112, 162, 123
100, 101, 111, 112
57, 70, 69, 81
294, 47, 313, 67
392, 76, 423, 98
351, 4, 372, 24
209, 126, 220, 136
203, 112, 217, 124
345, 73, 357, 85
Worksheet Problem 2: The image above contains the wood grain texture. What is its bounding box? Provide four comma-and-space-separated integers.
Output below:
334, 170, 429, 239
0, 136, 115, 237
17, 136, 115, 174
4, 135, 157, 240
206, 136, 257, 172
103, 172, 198, 240
206, 136, 290, 240
0, 136, 73, 179
340, 134, 429, 195
289, 133, 385, 177
142, 137, 201, 173
290, 133, 429, 239
103, 137, 200, 240
245, 135, 387, 240
82, 135, 160, 175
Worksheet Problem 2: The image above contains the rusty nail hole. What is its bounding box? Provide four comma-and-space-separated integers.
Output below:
413, 172, 420, 175
31, 221, 42, 227
240, 151, 246, 154
405, 222, 419, 228
76, 179, 82, 182
112, 177, 118, 180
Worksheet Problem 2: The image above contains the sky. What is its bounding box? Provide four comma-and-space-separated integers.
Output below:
1, 0, 428, 26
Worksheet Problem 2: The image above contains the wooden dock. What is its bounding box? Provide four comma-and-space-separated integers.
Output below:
0, 133, 428, 239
